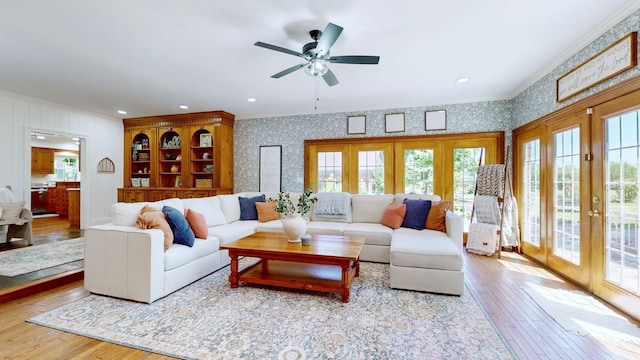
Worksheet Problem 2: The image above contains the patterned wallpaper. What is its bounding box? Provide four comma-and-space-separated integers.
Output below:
235, 8, 640, 193
234, 100, 511, 192
512, 9, 640, 128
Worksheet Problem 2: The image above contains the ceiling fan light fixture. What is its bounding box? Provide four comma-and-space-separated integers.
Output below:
304, 59, 329, 77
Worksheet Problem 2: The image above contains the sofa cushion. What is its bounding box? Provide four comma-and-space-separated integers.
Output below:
136, 205, 173, 251
181, 196, 226, 227
184, 208, 208, 239
111, 198, 184, 226
381, 203, 406, 229
0, 202, 24, 221
217, 193, 243, 223
255, 219, 284, 233
425, 201, 451, 232
208, 221, 258, 245
390, 232, 463, 271
394, 193, 441, 205
344, 223, 393, 246
164, 237, 220, 271
401, 199, 431, 230
162, 206, 195, 247
239, 194, 266, 220
111, 202, 150, 226
256, 201, 280, 222
351, 194, 395, 223
306, 221, 348, 236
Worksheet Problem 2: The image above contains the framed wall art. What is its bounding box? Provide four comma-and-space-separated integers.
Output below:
199, 133, 212, 147
347, 115, 366, 134
385, 113, 405, 133
259, 145, 282, 192
425, 110, 447, 130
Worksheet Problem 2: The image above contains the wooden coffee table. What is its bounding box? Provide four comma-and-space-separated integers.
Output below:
220, 232, 365, 303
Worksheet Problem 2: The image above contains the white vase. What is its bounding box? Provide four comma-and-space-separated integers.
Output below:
282, 214, 307, 243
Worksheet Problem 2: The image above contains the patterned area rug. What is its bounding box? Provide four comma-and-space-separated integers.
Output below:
0, 238, 84, 277
29, 260, 514, 359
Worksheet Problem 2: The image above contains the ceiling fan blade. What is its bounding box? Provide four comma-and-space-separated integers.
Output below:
329, 55, 380, 64
316, 23, 343, 55
322, 68, 339, 87
271, 64, 305, 78
255, 42, 304, 58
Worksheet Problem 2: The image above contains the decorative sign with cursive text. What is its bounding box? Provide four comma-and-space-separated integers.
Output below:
259, 145, 282, 192
557, 32, 637, 102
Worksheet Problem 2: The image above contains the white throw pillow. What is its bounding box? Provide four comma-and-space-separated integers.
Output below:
111, 202, 149, 226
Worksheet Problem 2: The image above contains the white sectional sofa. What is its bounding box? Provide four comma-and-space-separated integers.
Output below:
84, 192, 464, 303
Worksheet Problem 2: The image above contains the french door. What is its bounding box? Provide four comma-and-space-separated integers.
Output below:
546, 113, 592, 286
592, 90, 640, 320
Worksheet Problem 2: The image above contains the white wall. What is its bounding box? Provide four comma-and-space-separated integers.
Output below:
0, 90, 123, 227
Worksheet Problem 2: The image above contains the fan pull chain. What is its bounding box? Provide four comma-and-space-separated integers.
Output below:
315, 76, 320, 110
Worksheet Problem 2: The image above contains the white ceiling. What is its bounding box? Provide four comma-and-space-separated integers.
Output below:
1, 1, 639, 120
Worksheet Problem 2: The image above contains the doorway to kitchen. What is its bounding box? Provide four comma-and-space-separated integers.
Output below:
29, 130, 83, 233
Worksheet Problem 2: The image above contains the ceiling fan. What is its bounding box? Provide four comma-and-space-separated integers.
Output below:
254, 23, 380, 87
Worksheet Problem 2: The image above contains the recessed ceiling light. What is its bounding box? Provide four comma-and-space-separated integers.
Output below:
36, 135, 45, 140
72, 137, 80, 141
247, 98, 256, 102
117, 110, 127, 115
456, 77, 469, 83
179, 105, 189, 109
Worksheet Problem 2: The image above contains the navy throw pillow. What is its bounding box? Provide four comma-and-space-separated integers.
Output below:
162, 206, 195, 247
239, 194, 266, 220
400, 199, 432, 230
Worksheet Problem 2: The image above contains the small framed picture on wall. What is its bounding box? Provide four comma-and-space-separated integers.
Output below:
347, 115, 366, 134
385, 113, 405, 133
425, 110, 447, 131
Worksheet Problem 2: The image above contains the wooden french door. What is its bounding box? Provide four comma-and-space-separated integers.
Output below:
591, 89, 640, 320
546, 112, 592, 287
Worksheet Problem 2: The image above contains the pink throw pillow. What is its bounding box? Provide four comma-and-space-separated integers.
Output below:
381, 203, 406, 229
185, 208, 208, 239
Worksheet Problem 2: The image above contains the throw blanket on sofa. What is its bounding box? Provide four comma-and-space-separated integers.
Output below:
313, 192, 351, 219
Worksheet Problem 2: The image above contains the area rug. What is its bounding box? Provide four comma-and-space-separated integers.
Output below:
28, 260, 514, 359
524, 284, 640, 357
0, 238, 84, 277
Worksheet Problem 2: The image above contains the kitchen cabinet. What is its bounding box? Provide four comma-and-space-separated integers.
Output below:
31, 147, 54, 174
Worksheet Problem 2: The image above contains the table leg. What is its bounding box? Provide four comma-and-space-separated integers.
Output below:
354, 257, 360, 278
340, 261, 350, 303
228, 250, 238, 288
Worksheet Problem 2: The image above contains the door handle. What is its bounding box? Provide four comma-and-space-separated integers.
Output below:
588, 209, 600, 217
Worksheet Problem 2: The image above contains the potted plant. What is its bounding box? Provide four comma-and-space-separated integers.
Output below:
270, 187, 317, 242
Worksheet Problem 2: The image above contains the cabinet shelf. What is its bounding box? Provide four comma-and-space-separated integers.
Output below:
122, 111, 234, 202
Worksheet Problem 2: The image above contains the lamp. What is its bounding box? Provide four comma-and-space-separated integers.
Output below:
304, 59, 329, 77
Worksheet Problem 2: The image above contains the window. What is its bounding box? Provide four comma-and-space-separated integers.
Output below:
54, 152, 79, 181
357, 150, 385, 194
306, 132, 503, 202
452, 148, 484, 231
404, 149, 434, 194
317, 151, 343, 192
522, 139, 541, 247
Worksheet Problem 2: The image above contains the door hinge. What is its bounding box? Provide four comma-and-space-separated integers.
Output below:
586, 107, 593, 115
585, 153, 593, 161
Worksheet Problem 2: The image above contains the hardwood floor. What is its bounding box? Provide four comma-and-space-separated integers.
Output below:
1, 246, 639, 359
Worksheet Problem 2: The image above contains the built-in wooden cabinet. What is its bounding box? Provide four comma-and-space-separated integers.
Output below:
31, 147, 55, 174
119, 111, 234, 202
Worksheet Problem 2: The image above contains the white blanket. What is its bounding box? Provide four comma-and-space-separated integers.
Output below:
313, 192, 351, 218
